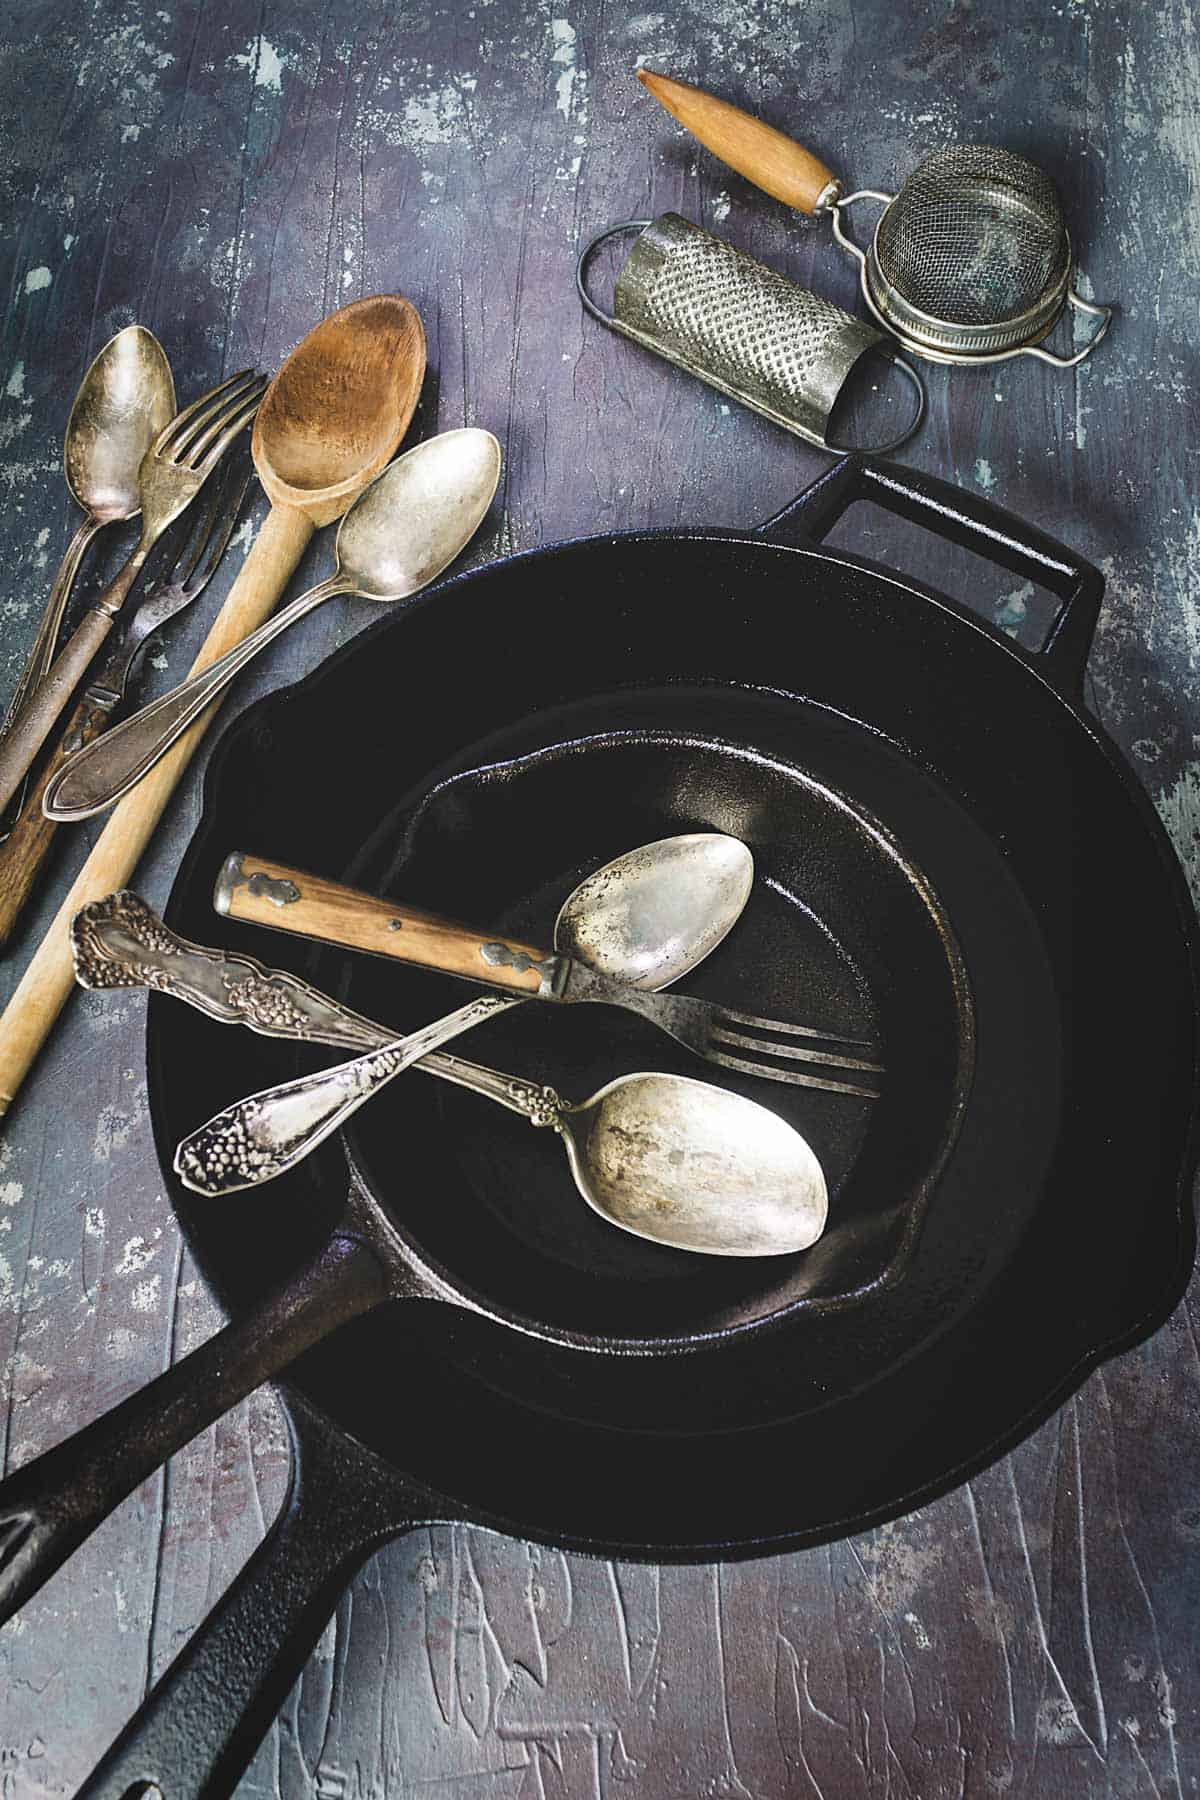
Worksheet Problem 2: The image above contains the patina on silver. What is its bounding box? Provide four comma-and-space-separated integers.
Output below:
0, 367, 266, 819
74, 838, 826, 1253
825, 145, 1112, 367
44, 428, 503, 823
0, 326, 175, 817
576, 213, 924, 453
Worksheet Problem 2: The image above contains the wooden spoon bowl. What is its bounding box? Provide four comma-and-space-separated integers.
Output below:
254, 295, 426, 525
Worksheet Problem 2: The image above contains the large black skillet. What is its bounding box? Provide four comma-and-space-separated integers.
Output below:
54, 456, 1200, 1798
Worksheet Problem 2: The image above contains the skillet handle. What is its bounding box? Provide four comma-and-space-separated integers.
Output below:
0, 1234, 386, 1632
758, 456, 1104, 695
76, 1391, 461, 1800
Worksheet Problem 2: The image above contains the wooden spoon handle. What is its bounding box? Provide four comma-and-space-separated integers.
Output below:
215, 852, 554, 995
0, 502, 313, 1114
637, 68, 840, 215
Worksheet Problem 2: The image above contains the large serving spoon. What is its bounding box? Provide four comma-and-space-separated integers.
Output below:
0, 325, 174, 767
0, 831, 762, 1627
45, 429, 502, 820
180, 1054, 827, 1254
0, 295, 425, 1115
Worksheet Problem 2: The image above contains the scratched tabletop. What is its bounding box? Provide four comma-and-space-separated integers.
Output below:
1, 1, 1198, 1794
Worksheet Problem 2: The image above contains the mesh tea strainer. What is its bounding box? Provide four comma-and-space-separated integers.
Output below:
640, 69, 1111, 369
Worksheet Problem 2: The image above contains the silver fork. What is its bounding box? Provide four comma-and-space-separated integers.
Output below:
0, 369, 267, 815
213, 853, 884, 1094
0, 453, 254, 948
63, 448, 255, 752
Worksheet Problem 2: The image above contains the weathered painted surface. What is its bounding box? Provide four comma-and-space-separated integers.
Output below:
0, 0, 1198, 1794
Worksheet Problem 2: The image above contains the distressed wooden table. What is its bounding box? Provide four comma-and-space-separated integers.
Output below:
1, 2, 1197, 1794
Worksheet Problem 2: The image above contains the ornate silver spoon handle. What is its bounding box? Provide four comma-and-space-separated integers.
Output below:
72, 891, 572, 1185
71, 887, 533, 1071
175, 993, 519, 1194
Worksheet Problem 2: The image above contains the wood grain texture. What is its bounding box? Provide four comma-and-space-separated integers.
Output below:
220, 856, 552, 993
0, 1, 1197, 1796
638, 69, 840, 213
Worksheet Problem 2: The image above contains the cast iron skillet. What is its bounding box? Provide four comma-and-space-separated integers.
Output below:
74, 457, 1198, 1799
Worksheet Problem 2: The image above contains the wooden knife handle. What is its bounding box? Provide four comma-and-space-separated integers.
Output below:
637, 68, 840, 215
0, 696, 112, 950
214, 852, 556, 995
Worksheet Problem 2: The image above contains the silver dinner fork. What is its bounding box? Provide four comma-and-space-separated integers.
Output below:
0, 369, 267, 815
213, 853, 885, 1093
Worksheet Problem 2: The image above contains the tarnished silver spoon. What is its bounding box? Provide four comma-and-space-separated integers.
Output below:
44, 427, 503, 819
1, 326, 174, 764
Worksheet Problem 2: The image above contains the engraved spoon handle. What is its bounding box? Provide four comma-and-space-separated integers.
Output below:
44, 577, 344, 821
175, 993, 518, 1195
70, 891, 547, 1109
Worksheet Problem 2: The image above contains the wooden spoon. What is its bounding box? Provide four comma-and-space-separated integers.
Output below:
0, 295, 425, 1113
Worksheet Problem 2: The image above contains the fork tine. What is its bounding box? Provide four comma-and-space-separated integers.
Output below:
710, 1023, 884, 1073
713, 1002, 879, 1051
703, 1047, 880, 1099
155, 368, 260, 459
183, 380, 267, 474
179, 450, 254, 595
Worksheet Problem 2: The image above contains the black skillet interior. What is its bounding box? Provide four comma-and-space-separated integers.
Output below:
150, 457, 1199, 1552
334, 721, 972, 1348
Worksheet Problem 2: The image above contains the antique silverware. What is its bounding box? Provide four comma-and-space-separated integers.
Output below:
0, 326, 175, 810
0, 369, 267, 817
0, 294, 425, 1121
639, 69, 1111, 367
73, 837, 830, 1252
215, 850, 883, 1091
43, 429, 502, 822
0, 450, 254, 949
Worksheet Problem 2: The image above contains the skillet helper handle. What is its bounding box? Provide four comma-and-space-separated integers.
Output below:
214, 850, 555, 995
76, 1394, 460, 1800
761, 456, 1105, 694
637, 68, 840, 214
0, 1234, 386, 1631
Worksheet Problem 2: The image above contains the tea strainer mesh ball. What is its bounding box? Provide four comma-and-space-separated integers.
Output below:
828, 144, 1110, 366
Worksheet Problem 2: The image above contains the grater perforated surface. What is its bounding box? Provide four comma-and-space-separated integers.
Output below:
612, 213, 883, 447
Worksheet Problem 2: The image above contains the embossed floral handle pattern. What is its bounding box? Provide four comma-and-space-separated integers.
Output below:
175, 993, 521, 1195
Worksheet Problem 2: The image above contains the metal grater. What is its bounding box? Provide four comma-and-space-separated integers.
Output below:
577, 213, 923, 452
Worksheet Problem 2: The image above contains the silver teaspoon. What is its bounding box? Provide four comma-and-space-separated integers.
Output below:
44, 428, 502, 820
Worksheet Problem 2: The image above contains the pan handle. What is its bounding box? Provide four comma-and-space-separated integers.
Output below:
757, 456, 1104, 695
0, 1233, 386, 1632
76, 1391, 461, 1800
